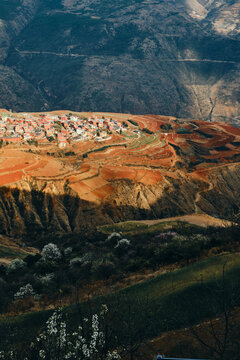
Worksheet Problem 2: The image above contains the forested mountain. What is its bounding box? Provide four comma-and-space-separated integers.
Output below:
1, 0, 240, 121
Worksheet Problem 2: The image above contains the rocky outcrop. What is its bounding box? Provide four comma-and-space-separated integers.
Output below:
1, 164, 240, 238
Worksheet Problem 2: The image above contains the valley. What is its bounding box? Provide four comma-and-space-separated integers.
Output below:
1, 2, 240, 359
0, 111, 239, 359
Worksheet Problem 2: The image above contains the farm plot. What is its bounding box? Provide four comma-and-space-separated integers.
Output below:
0, 171, 24, 186
30, 158, 70, 178
1, 113, 240, 199
70, 180, 114, 202
67, 165, 99, 183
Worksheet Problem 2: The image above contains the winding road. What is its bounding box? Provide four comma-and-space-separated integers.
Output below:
14, 49, 240, 64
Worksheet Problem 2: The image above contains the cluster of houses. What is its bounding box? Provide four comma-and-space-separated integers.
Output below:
0, 113, 124, 148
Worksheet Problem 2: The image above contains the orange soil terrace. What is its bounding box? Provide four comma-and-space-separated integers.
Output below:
0, 112, 240, 203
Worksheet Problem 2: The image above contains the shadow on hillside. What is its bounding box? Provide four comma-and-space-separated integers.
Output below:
0, 169, 239, 240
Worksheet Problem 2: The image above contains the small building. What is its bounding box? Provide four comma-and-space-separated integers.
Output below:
58, 141, 67, 149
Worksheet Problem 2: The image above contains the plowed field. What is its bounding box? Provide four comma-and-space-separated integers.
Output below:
1, 113, 240, 203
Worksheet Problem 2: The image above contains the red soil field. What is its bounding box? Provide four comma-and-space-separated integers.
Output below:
25, 160, 48, 172
70, 182, 92, 196
0, 112, 240, 203
92, 184, 114, 200
0, 171, 24, 186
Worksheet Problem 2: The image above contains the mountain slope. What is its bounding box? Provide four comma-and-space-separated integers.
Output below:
0, 111, 239, 237
1, 0, 240, 121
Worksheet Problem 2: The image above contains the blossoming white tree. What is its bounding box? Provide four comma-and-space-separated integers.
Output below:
0, 306, 121, 360
7, 259, 26, 274
42, 243, 61, 261
14, 284, 35, 300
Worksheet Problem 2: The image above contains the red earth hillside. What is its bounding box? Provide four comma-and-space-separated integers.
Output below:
0, 111, 240, 204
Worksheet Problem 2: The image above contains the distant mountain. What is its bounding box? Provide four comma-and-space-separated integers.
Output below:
1, 0, 240, 121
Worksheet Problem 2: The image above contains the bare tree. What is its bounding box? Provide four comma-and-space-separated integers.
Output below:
189, 263, 240, 360
111, 293, 155, 360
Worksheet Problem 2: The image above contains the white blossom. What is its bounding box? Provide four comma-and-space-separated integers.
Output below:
42, 243, 61, 261
0, 305, 121, 360
7, 259, 26, 274
69, 257, 83, 267
64, 247, 72, 257
38, 273, 54, 285
107, 232, 121, 241
14, 284, 35, 299
115, 238, 131, 248
39, 350, 46, 359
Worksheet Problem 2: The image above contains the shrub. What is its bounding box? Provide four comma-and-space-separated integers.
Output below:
106, 232, 122, 246
160, 123, 172, 131
35, 307, 120, 360
0, 265, 6, 277
69, 257, 83, 268
190, 234, 209, 246
7, 259, 27, 274
42, 243, 61, 261
107, 232, 121, 240
177, 128, 191, 134
64, 247, 72, 257
25, 253, 42, 267
14, 284, 36, 300
0, 279, 9, 313
154, 234, 210, 264
80, 261, 92, 278
128, 119, 139, 126
154, 232, 177, 243
38, 273, 55, 286
92, 260, 116, 279
34, 258, 57, 275
65, 151, 75, 156
115, 239, 131, 248
125, 258, 142, 272
142, 127, 154, 134
47, 136, 55, 142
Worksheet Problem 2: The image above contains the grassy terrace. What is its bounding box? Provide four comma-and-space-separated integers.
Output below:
122, 132, 138, 139
1, 253, 240, 348
127, 133, 159, 149
98, 220, 182, 235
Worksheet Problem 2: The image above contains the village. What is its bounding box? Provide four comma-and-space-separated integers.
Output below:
0, 113, 125, 148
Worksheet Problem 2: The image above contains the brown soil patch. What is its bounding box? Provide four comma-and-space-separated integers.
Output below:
0, 234, 39, 265
69, 181, 92, 196
0, 171, 24, 186
82, 177, 108, 188
92, 184, 114, 199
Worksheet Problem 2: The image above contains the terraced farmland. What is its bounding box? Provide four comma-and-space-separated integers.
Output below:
0, 111, 240, 234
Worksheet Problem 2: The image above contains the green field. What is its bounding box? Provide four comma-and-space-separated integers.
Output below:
98, 221, 148, 234
98, 220, 197, 235
127, 133, 158, 149
1, 252, 239, 349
